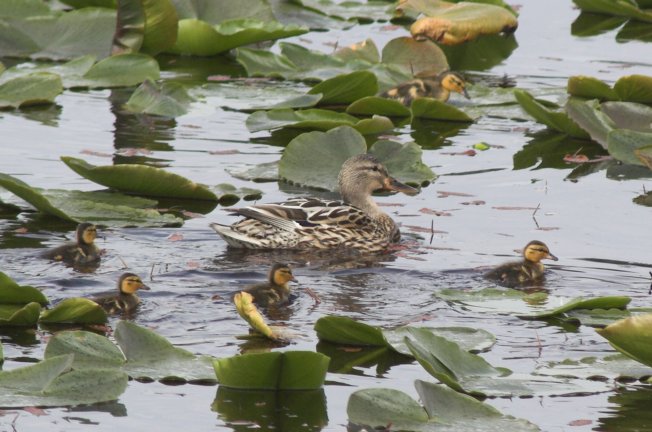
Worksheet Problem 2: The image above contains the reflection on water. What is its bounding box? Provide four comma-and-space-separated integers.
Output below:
597, 386, 652, 432
213, 387, 328, 431
317, 341, 413, 377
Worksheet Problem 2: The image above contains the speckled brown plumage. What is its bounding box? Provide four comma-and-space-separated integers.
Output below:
380, 71, 470, 106
42, 222, 100, 265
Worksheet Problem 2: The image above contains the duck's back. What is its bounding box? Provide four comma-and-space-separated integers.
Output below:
485, 260, 545, 287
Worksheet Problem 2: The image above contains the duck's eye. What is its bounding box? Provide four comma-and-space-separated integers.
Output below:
371, 166, 379, 172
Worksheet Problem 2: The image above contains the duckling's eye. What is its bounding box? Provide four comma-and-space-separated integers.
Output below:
371, 166, 379, 172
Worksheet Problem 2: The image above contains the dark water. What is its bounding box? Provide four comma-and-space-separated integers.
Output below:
1, 0, 652, 431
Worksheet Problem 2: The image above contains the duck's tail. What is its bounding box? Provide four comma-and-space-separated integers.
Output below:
209, 223, 262, 249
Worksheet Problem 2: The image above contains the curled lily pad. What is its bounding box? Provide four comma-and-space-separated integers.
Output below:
113, 0, 178, 55
114, 320, 216, 382
0, 271, 49, 305
565, 98, 615, 147
405, 1, 518, 45
0, 72, 63, 108
124, 79, 194, 117
234, 291, 276, 340
246, 108, 394, 134
39, 298, 108, 325
61, 156, 218, 201
0, 354, 128, 407
0, 303, 41, 327
597, 314, 652, 368
213, 351, 329, 390
411, 97, 473, 122
568, 74, 652, 103
514, 89, 590, 138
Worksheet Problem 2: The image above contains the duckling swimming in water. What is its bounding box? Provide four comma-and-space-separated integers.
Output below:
42, 223, 101, 265
485, 240, 558, 287
240, 263, 296, 308
380, 70, 470, 106
91, 273, 150, 314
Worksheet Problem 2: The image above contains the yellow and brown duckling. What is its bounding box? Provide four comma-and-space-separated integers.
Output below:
91, 273, 150, 314
485, 240, 558, 287
240, 263, 296, 308
380, 70, 470, 106
210, 154, 417, 252
42, 222, 101, 265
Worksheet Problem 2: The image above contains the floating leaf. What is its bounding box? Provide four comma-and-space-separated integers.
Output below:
61, 157, 218, 201
124, 79, 194, 117
66, 53, 160, 88
406, 1, 518, 45
0, 272, 49, 305
573, 0, 652, 23
308, 71, 378, 105
535, 354, 652, 380
139, 0, 179, 55
410, 97, 473, 121
0, 303, 41, 327
346, 96, 412, 118
114, 320, 216, 382
39, 298, 108, 325
0, 354, 127, 407
0, 72, 63, 108
214, 351, 329, 390
234, 291, 276, 339
381, 36, 449, 77
383, 326, 495, 355
246, 108, 394, 134
292, 0, 393, 22
226, 161, 279, 182
597, 314, 652, 368
568, 74, 652, 103
565, 98, 615, 147
44, 330, 125, 370
314, 316, 387, 346
514, 89, 590, 138
369, 140, 436, 186
608, 129, 652, 165
517, 296, 631, 320
568, 75, 619, 101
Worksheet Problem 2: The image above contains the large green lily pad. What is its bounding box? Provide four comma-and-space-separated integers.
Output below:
115, 320, 216, 382
568, 74, 652, 103
292, 0, 393, 22
61, 157, 218, 201
0, 72, 63, 108
0, 354, 128, 407
308, 71, 378, 105
44, 330, 126, 370
573, 0, 652, 23
0, 173, 183, 227
411, 97, 474, 122
124, 79, 194, 117
214, 351, 329, 390
279, 126, 435, 190
39, 298, 108, 325
514, 89, 590, 138
347, 380, 540, 432
0, 303, 41, 327
517, 296, 631, 319
608, 129, 652, 166
597, 314, 652, 368
0, 272, 49, 305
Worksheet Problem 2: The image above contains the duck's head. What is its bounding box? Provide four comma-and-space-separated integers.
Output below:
118, 273, 150, 295
76, 223, 97, 246
523, 240, 558, 263
269, 263, 295, 287
338, 154, 417, 204
438, 71, 470, 99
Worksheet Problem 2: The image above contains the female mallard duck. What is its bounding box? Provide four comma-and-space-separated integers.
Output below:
42, 222, 101, 265
91, 273, 150, 314
380, 71, 470, 106
210, 154, 417, 252
485, 240, 558, 287
240, 263, 296, 308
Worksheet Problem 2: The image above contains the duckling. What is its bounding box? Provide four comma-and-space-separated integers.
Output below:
485, 240, 558, 287
379, 70, 470, 106
42, 222, 101, 265
210, 154, 418, 252
240, 263, 296, 308
91, 273, 150, 314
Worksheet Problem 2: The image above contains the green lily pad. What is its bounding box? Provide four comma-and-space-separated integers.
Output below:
383, 326, 496, 355
0, 303, 41, 327
514, 89, 590, 138
124, 79, 194, 117
112, 0, 178, 55
573, 0, 652, 23
0, 72, 63, 108
114, 320, 216, 382
314, 316, 387, 346
214, 351, 329, 390
0, 354, 128, 407
597, 314, 652, 368
411, 97, 473, 121
567, 75, 619, 101
608, 129, 652, 166
517, 296, 631, 319
380, 36, 449, 77
226, 161, 279, 182
635, 145, 652, 169
406, 1, 518, 45
0, 272, 49, 305
61, 156, 218, 201
308, 71, 378, 105
568, 74, 652, 103
246, 108, 394, 134
279, 126, 434, 190
565, 98, 615, 147
171, 17, 307, 56
39, 298, 108, 325
44, 330, 126, 370
571, 11, 629, 37
0, 172, 183, 227
346, 96, 412, 118
292, 0, 393, 22
565, 307, 633, 327
59, 0, 116, 8
347, 381, 540, 432
535, 354, 652, 380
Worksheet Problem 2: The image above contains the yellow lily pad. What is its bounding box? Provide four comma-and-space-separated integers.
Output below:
234, 292, 276, 340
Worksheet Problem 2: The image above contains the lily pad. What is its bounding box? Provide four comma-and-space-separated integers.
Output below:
0, 272, 49, 305
383, 326, 495, 355
314, 315, 387, 346
44, 330, 126, 370
61, 157, 218, 201
567, 74, 652, 103
597, 314, 652, 368
410, 97, 473, 122
112, 0, 178, 55
213, 351, 329, 390
226, 161, 279, 183
535, 354, 652, 381
0, 72, 63, 108
380, 36, 449, 77
347, 381, 540, 432
0, 303, 41, 327
308, 71, 378, 105
573, 0, 652, 23
292, 0, 393, 22
39, 298, 108, 325
114, 320, 216, 382
279, 126, 435, 190
0, 354, 128, 407
246, 108, 394, 134
565, 98, 615, 147
406, 1, 519, 45
346, 96, 412, 118
0, 172, 183, 227
608, 129, 652, 166
517, 296, 631, 320
514, 89, 590, 138
124, 79, 194, 117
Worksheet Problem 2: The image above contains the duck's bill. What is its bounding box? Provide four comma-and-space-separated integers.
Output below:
384, 177, 418, 196
462, 87, 470, 99
140, 284, 151, 290
547, 253, 559, 261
